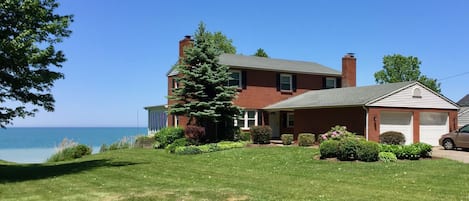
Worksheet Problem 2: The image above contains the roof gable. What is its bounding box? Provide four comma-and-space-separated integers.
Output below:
457, 94, 469, 106
367, 82, 459, 110
167, 53, 341, 76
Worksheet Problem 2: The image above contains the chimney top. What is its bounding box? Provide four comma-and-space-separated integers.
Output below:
345, 53, 355, 58
184, 35, 191, 40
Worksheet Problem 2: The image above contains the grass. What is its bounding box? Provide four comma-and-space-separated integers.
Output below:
1, 147, 469, 200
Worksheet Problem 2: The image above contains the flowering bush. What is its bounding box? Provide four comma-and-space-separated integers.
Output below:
319, 125, 355, 142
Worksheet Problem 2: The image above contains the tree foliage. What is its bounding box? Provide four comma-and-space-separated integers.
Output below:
0, 0, 73, 127
208, 31, 236, 54
253, 48, 269, 58
374, 54, 441, 93
169, 22, 240, 141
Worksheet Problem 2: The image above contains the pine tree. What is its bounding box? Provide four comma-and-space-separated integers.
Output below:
253, 48, 269, 58
169, 23, 240, 141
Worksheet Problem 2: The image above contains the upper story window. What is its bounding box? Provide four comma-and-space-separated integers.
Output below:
228, 70, 242, 88
325, 77, 337, 89
280, 74, 292, 91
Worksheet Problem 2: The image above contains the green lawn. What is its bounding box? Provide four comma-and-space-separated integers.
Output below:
1, 147, 469, 201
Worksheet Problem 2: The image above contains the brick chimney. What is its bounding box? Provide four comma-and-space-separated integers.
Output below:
341, 53, 356, 87
179, 35, 193, 58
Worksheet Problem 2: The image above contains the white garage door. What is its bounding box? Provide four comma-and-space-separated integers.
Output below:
380, 111, 413, 145
419, 112, 448, 146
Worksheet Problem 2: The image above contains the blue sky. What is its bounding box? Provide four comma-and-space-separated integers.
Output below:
10, 0, 469, 127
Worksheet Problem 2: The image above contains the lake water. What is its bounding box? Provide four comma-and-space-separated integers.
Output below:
0, 127, 147, 163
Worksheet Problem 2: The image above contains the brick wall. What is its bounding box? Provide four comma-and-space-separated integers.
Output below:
295, 107, 366, 139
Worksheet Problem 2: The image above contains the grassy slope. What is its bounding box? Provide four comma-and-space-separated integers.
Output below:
1, 147, 469, 201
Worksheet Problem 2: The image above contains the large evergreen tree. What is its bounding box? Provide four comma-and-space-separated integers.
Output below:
169, 23, 240, 141
374, 54, 441, 93
0, 0, 73, 127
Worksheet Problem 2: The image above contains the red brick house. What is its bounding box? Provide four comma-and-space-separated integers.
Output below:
145, 36, 459, 146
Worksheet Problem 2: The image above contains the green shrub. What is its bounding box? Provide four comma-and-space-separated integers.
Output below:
281, 134, 294, 145
239, 132, 251, 141
47, 144, 92, 162
198, 143, 220, 152
379, 152, 397, 163
337, 137, 361, 161
319, 125, 356, 142
153, 141, 162, 149
165, 138, 188, 153
404, 145, 421, 160
319, 140, 339, 159
184, 125, 206, 145
175, 146, 202, 155
413, 142, 432, 158
251, 126, 272, 144
155, 127, 184, 148
99, 144, 108, 153
217, 141, 246, 150
134, 135, 156, 148
298, 133, 314, 146
379, 131, 406, 145
357, 141, 380, 162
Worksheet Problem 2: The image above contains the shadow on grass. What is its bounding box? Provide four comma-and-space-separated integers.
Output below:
0, 159, 142, 183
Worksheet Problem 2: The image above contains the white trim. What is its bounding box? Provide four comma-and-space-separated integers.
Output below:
280, 74, 292, 91
173, 115, 179, 127
237, 110, 258, 129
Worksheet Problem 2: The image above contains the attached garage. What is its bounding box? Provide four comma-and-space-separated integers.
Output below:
380, 111, 413, 145
419, 112, 449, 146
264, 81, 460, 145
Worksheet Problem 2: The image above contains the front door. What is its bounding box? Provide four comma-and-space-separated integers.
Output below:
269, 112, 280, 138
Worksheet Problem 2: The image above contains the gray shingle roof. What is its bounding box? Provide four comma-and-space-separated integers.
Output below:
457, 94, 469, 106
264, 82, 415, 110
167, 53, 341, 76
219, 54, 341, 75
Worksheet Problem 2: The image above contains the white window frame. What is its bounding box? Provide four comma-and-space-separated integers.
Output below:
325, 77, 337, 89
287, 112, 294, 128
173, 115, 179, 127
280, 74, 292, 91
228, 70, 242, 88
172, 78, 178, 89
235, 110, 258, 129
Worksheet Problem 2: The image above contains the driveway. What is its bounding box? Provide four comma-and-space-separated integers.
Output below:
432, 146, 469, 163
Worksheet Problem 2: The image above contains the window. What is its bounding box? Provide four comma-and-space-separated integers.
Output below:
236, 110, 258, 129
413, 88, 422, 98
460, 125, 469, 133
280, 74, 292, 91
228, 70, 241, 88
287, 113, 294, 127
325, 77, 337, 89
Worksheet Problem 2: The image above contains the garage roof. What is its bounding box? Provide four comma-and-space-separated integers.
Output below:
167, 53, 341, 76
264, 81, 458, 110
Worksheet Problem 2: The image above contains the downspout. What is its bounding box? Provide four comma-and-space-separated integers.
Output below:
362, 105, 369, 141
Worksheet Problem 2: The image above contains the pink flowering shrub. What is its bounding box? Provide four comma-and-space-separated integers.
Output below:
319, 125, 356, 142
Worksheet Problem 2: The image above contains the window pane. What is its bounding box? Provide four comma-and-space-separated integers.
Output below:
281, 83, 291, 91
239, 120, 245, 128
280, 76, 290, 83
248, 120, 255, 127
326, 78, 336, 88
228, 80, 239, 86
230, 72, 240, 80
248, 111, 255, 119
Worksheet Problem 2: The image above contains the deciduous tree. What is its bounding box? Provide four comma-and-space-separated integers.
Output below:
0, 0, 73, 127
374, 54, 441, 93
